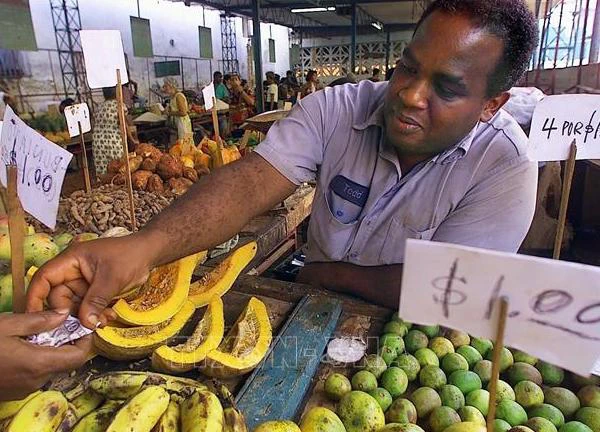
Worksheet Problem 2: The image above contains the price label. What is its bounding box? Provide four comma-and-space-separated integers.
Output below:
0, 106, 73, 229
529, 94, 600, 161
400, 239, 600, 376
202, 83, 215, 110
64, 103, 91, 138
80, 30, 128, 89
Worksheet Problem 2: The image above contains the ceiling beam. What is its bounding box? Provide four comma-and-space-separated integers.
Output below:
226, 0, 413, 11
294, 22, 416, 36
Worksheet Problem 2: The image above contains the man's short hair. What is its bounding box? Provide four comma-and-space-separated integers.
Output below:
416, 0, 538, 96
213, 71, 222, 79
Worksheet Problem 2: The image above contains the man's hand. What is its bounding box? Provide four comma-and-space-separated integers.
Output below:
26, 235, 155, 329
0, 310, 93, 401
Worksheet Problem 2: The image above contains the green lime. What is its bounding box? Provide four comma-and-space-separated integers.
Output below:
473, 360, 493, 385
429, 337, 455, 359
419, 365, 447, 390
324, 373, 352, 401
405, 330, 429, 353
429, 406, 461, 432
514, 380, 544, 408
415, 348, 440, 367
381, 367, 409, 398
392, 354, 421, 382
351, 370, 378, 392
440, 384, 466, 411
466, 389, 490, 416
442, 353, 470, 375
368, 387, 393, 412
456, 345, 483, 369
471, 337, 493, 357
449, 370, 482, 395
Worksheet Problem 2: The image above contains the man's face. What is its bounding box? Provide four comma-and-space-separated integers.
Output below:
384, 11, 504, 159
214, 74, 222, 84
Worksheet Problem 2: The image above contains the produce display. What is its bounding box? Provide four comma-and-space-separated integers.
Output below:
0, 371, 248, 431
24, 113, 71, 145
255, 316, 600, 432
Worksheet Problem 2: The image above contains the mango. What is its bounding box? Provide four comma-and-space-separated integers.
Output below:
404, 330, 429, 353
473, 360, 493, 384
507, 363, 543, 386
54, 233, 73, 251
544, 387, 580, 418
470, 338, 493, 357
429, 406, 461, 432
495, 399, 528, 426
368, 388, 392, 412
393, 354, 421, 382
449, 370, 482, 395
384, 321, 409, 337
253, 420, 301, 432
446, 329, 470, 348
429, 337, 455, 359
510, 427, 536, 432
486, 347, 514, 372
386, 398, 417, 424
456, 346, 483, 369
442, 353, 470, 375
465, 389, 490, 416
419, 366, 447, 390
410, 386, 442, 418
577, 386, 600, 409
514, 381, 544, 408
362, 354, 387, 379
440, 385, 465, 411
512, 350, 538, 366
352, 371, 378, 392
560, 422, 594, 432
23, 233, 59, 267
378, 424, 425, 432
575, 407, 600, 432
490, 380, 516, 402
324, 373, 351, 402
528, 404, 565, 428
337, 391, 384, 432
414, 348, 439, 367
495, 419, 513, 432
299, 407, 345, 432
537, 362, 565, 386
381, 367, 408, 398
443, 421, 487, 432
416, 324, 439, 338
380, 333, 405, 356
527, 417, 558, 432
458, 406, 485, 425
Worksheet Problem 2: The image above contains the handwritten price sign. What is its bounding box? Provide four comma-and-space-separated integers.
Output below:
529, 94, 600, 161
64, 103, 91, 138
0, 106, 73, 229
400, 240, 600, 376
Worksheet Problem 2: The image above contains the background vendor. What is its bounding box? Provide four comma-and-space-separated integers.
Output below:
163, 77, 192, 141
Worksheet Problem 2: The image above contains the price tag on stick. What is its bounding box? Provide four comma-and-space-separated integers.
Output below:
80, 30, 128, 88
64, 103, 91, 138
399, 239, 600, 376
202, 83, 215, 110
0, 106, 72, 229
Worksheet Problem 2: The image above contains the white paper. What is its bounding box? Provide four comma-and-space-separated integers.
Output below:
64, 103, 91, 138
0, 106, 73, 229
400, 239, 600, 376
528, 94, 600, 161
80, 30, 128, 89
202, 83, 215, 110
593, 358, 600, 377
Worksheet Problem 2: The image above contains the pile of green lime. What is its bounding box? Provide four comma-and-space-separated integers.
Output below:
322, 314, 600, 432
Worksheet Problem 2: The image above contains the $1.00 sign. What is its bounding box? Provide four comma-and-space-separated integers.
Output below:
528, 94, 600, 161
0, 106, 73, 229
400, 239, 600, 376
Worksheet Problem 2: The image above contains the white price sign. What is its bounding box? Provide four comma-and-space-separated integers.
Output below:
400, 240, 600, 376
0, 106, 73, 229
64, 103, 91, 138
529, 94, 600, 161
202, 83, 215, 110
80, 30, 128, 89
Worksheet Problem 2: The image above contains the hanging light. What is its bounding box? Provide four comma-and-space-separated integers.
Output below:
291, 6, 336, 13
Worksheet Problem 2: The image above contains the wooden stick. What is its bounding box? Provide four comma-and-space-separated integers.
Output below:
6, 165, 26, 313
116, 69, 137, 232
553, 140, 577, 260
486, 297, 509, 430
211, 96, 221, 144
78, 122, 92, 194
238, 129, 252, 151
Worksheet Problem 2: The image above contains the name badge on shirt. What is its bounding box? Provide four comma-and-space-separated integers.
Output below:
330, 175, 370, 207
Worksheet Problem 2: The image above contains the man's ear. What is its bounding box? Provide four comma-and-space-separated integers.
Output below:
480, 91, 510, 122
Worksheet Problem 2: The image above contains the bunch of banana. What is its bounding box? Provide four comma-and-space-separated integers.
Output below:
0, 371, 243, 432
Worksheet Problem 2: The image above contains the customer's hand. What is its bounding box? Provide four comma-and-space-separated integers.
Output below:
0, 310, 93, 401
26, 235, 156, 329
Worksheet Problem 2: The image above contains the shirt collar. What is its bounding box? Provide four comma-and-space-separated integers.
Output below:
353, 103, 385, 130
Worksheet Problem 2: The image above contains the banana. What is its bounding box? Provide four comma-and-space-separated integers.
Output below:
181, 390, 224, 432
89, 372, 148, 399
57, 404, 78, 432
0, 390, 41, 420
7, 390, 68, 432
106, 386, 170, 432
64, 383, 86, 401
153, 400, 180, 432
72, 400, 123, 432
71, 388, 104, 419
223, 407, 248, 432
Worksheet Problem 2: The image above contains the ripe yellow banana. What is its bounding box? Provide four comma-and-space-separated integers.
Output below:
223, 407, 248, 432
89, 372, 148, 399
64, 383, 86, 401
72, 400, 123, 432
0, 390, 41, 420
106, 385, 170, 432
181, 390, 224, 432
7, 390, 68, 432
71, 388, 104, 419
153, 400, 180, 432
57, 404, 78, 432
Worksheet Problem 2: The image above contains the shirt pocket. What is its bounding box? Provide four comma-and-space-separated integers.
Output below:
307, 189, 358, 262
378, 217, 438, 264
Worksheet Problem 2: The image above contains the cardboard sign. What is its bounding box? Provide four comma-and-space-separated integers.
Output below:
64, 103, 91, 138
202, 83, 215, 110
0, 106, 72, 229
400, 239, 600, 376
80, 30, 128, 89
529, 94, 600, 161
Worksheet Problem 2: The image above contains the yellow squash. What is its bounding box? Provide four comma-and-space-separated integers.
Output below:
188, 242, 257, 307
200, 297, 272, 378
113, 253, 199, 325
95, 300, 196, 360
152, 296, 225, 373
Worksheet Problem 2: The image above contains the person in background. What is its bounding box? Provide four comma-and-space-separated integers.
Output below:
58, 97, 75, 115
229, 74, 255, 109
385, 67, 395, 81
214, 71, 230, 103
92, 86, 139, 175
302, 70, 322, 96
370, 68, 382, 82
163, 78, 192, 141
265, 73, 279, 110
281, 70, 299, 90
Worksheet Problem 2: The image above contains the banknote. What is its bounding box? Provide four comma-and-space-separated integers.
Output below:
27, 315, 94, 347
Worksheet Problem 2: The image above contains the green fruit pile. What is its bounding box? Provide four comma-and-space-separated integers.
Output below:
322, 315, 600, 432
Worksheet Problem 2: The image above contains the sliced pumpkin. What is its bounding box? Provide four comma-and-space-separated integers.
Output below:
151, 296, 225, 373
188, 242, 257, 307
113, 253, 199, 325
200, 297, 272, 378
94, 300, 196, 361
